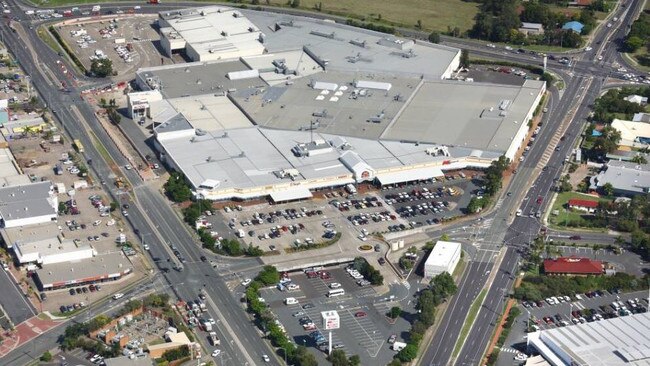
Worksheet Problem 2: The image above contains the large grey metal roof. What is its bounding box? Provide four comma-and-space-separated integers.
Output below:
243, 10, 459, 79
137, 60, 266, 99
0, 181, 56, 223
35, 252, 132, 286
592, 160, 650, 194
383, 79, 546, 153
530, 312, 650, 366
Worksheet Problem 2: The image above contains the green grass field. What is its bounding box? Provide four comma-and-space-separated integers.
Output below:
32, 0, 480, 33
265, 0, 480, 32
549, 192, 610, 228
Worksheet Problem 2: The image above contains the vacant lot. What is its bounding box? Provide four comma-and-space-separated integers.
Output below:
266, 0, 479, 32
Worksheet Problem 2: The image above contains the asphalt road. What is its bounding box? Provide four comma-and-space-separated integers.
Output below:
0, 268, 36, 326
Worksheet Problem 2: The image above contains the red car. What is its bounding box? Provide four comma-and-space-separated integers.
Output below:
536, 196, 543, 204
355, 311, 367, 318
319, 271, 331, 280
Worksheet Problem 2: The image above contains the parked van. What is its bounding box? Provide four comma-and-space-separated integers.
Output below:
285, 297, 298, 305
392, 341, 407, 352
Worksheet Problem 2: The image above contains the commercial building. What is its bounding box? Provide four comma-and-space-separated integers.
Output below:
543, 256, 603, 276
632, 112, 650, 122
130, 6, 545, 202
158, 6, 265, 62
34, 252, 133, 291
611, 119, 650, 148
5, 221, 95, 265
423, 241, 461, 278
590, 160, 650, 196
0, 181, 57, 228
146, 331, 194, 359
528, 312, 650, 366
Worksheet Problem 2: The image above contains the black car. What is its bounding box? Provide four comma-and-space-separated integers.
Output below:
60, 305, 67, 313
378, 257, 386, 265
200, 256, 207, 262
69, 288, 75, 296
75, 288, 82, 294
302, 303, 315, 309
82, 287, 88, 293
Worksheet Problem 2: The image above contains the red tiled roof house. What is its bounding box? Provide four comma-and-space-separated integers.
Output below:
544, 256, 603, 276
567, 198, 599, 213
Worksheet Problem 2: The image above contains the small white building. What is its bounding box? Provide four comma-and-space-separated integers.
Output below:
624, 94, 648, 105
424, 240, 461, 278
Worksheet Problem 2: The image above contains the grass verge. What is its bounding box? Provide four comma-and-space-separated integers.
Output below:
452, 288, 487, 359
548, 192, 610, 231
36, 24, 63, 54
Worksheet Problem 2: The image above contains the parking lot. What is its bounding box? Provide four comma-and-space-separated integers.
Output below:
261, 265, 409, 365
8, 133, 145, 313
206, 171, 481, 255
55, 15, 162, 76
521, 289, 648, 331
380, 171, 482, 227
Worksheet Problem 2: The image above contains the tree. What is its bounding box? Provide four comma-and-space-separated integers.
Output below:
256, 265, 280, 285
631, 154, 648, 164
40, 351, 53, 362
624, 36, 644, 52
58, 201, 68, 214
328, 350, 350, 366
289, 0, 300, 8
396, 343, 418, 362
460, 49, 470, 68
109, 201, 118, 212
90, 59, 113, 78
388, 360, 403, 366
164, 172, 192, 202
431, 272, 457, 297
428, 31, 441, 43
416, 19, 422, 29
349, 354, 361, 366
293, 345, 317, 366
388, 306, 402, 319
602, 182, 614, 197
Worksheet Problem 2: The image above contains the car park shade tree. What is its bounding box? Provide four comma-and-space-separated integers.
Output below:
256, 265, 280, 285
328, 349, 361, 366
164, 172, 192, 203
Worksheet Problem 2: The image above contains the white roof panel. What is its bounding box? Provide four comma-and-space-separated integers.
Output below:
376, 166, 443, 185
270, 187, 313, 202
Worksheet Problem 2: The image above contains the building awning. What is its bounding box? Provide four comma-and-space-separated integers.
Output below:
376, 167, 444, 186
270, 187, 313, 202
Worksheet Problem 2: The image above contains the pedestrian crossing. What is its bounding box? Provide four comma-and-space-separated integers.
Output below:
500, 347, 519, 354
536, 133, 562, 169
494, 198, 504, 210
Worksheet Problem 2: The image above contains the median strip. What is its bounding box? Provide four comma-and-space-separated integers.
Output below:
452, 288, 487, 359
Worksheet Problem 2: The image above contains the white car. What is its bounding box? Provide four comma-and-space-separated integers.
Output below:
262, 355, 270, 362
93, 220, 101, 226
329, 282, 342, 289
106, 219, 116, 226
241, 278, 252, 286
113, 293, 124, 300
125, 164, 132, 170
211, 349, 221, 357
208, 318, 216, 325
143, 244, 150, 251
122, 210, 129, 217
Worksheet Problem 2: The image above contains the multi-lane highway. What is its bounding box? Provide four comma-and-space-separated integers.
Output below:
0, 1, 645, 366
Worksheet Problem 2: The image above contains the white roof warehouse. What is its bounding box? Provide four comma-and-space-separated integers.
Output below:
131, 6, 546, 202
0, 181, 57, 228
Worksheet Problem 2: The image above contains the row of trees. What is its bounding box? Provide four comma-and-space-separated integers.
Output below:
514, 272, 648, 301
244, 266, 321, 366
390, 272, 457, 364
467, 155, 509, 213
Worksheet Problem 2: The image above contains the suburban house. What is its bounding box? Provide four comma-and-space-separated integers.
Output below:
624, 94, 648, 105
569, 0, 593, 6
519, 22, 545, 36
567, 198, 599, 213
544, 257, 603, 276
